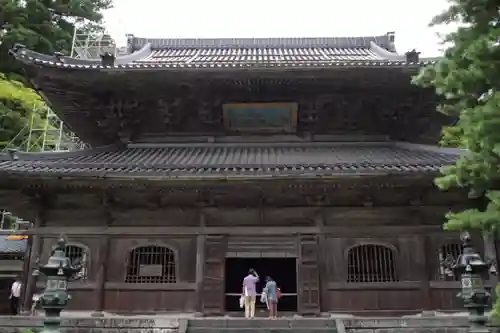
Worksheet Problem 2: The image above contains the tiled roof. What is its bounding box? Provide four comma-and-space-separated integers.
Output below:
130, 35, 400, 65
139, 47, 384, 65
0, 143, 459, 180
9, 34, 438, 70
0, 236, 27, 253
128, 36, 396, 50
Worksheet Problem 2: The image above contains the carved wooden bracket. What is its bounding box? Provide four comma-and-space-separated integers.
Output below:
158, 98, 180, 127
198, 98, 222, 125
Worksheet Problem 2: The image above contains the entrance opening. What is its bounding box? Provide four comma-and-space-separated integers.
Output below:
224, 258, 297, 313
0, 278, 14, 314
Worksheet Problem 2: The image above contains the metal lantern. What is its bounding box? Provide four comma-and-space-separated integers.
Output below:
452, 232, 491, 333
33, 236, 84, 333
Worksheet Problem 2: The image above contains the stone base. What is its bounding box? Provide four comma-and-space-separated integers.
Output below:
0, 313, 493, 333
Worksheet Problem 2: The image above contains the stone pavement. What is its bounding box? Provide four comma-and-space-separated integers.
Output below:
0, 311, 495, 333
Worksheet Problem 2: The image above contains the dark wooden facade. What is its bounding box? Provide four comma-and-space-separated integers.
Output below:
0, 34, 492, 315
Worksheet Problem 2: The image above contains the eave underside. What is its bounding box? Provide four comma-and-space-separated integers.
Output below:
23, 64, 440, 147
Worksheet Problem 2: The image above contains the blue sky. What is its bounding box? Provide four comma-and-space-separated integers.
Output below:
103, 0, 454, 57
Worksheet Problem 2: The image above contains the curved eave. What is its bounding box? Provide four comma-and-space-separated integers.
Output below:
11, 46, 437, 72
10, 43, 153, 66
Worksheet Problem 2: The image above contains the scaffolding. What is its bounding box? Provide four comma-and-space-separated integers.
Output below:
70, 29, 117, 60
1, 104, 87, 153
27, 105, 86, 152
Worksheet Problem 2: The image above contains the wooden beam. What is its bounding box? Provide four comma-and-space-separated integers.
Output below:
24, 225, 443, 237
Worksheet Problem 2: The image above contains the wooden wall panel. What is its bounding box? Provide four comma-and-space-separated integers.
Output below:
104, 290, 196, 312
65, 290, 94, 310
111, 209, 199, 226
430, 288, 463, 310
325, 289, 421, 312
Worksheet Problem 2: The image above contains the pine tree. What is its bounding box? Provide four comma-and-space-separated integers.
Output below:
414, 0, 500, 232
413, 0, 500, 319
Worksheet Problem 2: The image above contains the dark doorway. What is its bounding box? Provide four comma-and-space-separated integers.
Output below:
224, 257, 297, 313
0, 278, 14, 314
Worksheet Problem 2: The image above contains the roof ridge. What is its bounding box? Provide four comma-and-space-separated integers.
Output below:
130, 35, 392, 50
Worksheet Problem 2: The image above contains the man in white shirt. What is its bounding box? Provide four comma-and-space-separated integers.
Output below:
10, 277, 21, 315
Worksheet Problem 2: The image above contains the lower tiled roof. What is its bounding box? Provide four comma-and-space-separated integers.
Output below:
0, 143, 459, 179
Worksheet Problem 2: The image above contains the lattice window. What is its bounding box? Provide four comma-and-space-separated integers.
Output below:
125, 246, 176, 283
437, 243, 462, 281
347, 244, 398, 282
64, 245, 89, 280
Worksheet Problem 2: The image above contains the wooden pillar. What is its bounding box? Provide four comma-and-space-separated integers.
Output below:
92, 235, 110, 315
195, 213, 206, 313
20, 233, 33, 314
195, 235, 206, 313
92, 189, 113, 315
22, 205, 45, 312
417, 234, 433, 311
315, 213, 327, 313
483, 233, 498, 284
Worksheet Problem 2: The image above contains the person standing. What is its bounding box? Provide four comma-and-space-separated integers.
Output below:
242, 268, 259, 318
9, 277, 22, 315
263, 276, 278, 318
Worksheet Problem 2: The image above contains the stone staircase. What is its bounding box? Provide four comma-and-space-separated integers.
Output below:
186, 318, 338, 333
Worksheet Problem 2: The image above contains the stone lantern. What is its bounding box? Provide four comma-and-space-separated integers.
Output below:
33, 236, 84, 333
452, 232, 491, 333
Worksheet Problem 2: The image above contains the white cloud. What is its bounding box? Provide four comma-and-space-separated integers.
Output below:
103, 0, 455, 57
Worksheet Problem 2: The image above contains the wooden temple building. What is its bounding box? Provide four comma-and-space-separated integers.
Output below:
0, 32, 492, 315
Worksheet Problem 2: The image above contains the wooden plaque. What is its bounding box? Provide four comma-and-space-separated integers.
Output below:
223, 102, 298, 133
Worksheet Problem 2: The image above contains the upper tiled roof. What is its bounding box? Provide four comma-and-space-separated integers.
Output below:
130, 35, 399, 65
129, 36, 396, 50
0, 142, 460, 180
9, 33, 438, 70
139, 47, 384, 65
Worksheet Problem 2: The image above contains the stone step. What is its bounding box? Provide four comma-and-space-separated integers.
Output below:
186, 318, 338, 333
188, 329, 336, 333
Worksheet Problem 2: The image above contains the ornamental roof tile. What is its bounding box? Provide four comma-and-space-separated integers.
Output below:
0, 143, 460, 180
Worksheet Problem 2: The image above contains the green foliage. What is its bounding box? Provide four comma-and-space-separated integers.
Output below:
0, 73, 46, 150
413, 0, 500, 321
413, 0, 500, 233
0, 0, 112, 151
0, 0, 113, 73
